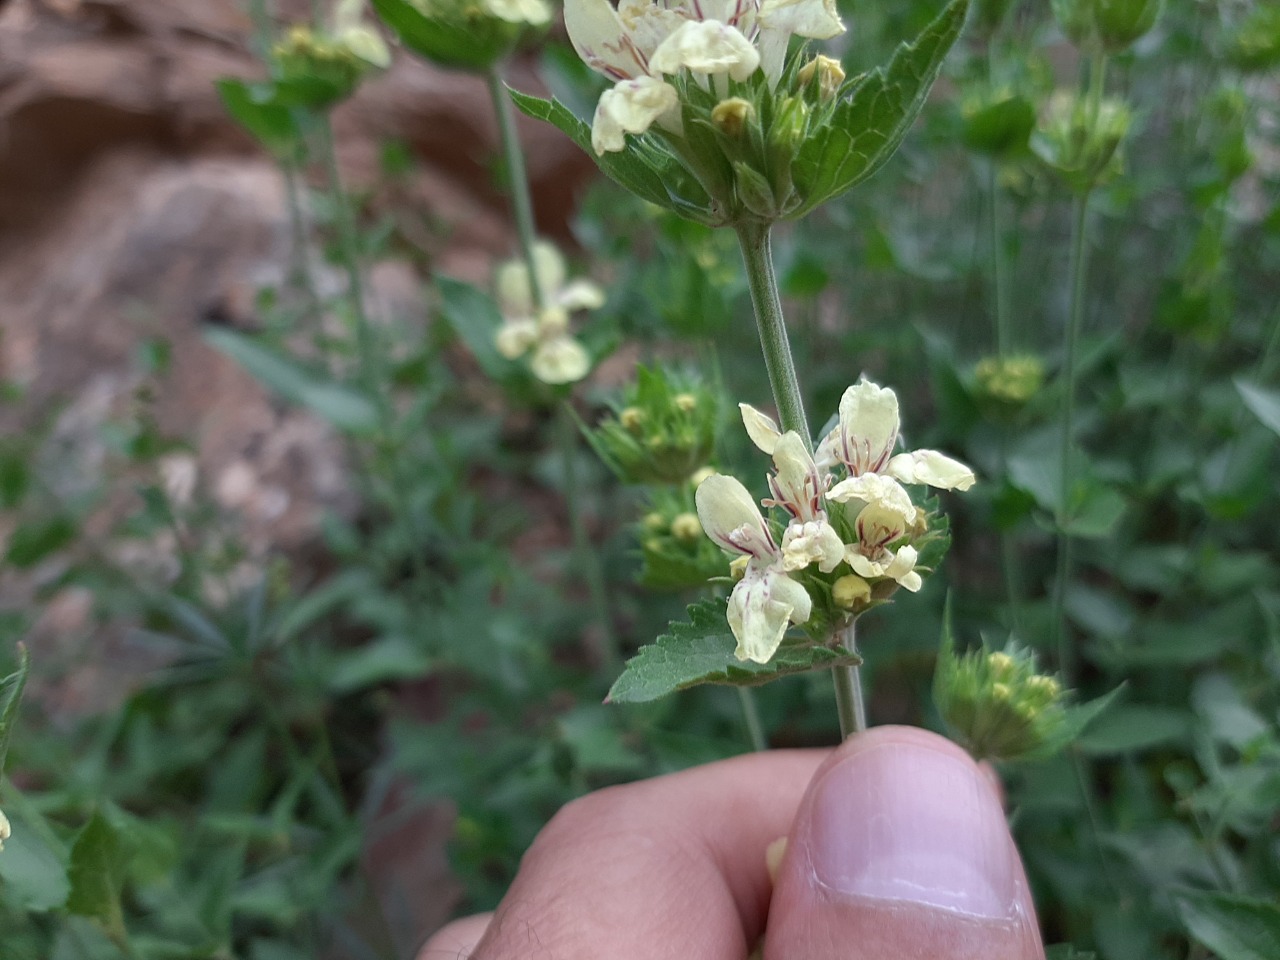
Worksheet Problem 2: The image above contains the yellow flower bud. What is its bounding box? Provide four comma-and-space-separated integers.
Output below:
987, 651, 1015, 679
643, 512, 667, 532
729, 555, 750, 580
832, 574, 872, 609
674, 392, 698, 412
1026, 674, 1061, 701
992, 682, 1013, 701
711, 98, 755, 138
619, 407, 645, 433
689, 466, 716, 487
798, 54, 845, 100
671, 512, 703, 543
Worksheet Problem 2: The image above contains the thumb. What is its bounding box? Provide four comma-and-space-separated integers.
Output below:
764, 725, 1045, 960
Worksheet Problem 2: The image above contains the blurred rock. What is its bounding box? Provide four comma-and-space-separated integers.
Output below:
0, 0, 593, 553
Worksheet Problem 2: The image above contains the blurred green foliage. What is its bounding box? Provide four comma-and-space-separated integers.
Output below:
1, 0, 1278, 957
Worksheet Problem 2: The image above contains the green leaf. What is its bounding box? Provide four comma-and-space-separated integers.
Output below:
1236, 378, 1280, 437
205, 328, 379, 433
66, 811, 128, 941
5, 515, 77, 569
215, 79, 303, 158
607, 600, 862, 703
1045, 947, 1097, 960
1075, 704, 1192, 755
0, 644, 30, 773
510, 90, 718, 224
371, 0, 519, 72
436, 276, 515, 382
1174, 889, 1280, 960
791, 0, 970, 216
0, 818, 70, 912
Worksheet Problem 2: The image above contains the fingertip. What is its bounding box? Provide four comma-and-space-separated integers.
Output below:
765, 726, 1043, 960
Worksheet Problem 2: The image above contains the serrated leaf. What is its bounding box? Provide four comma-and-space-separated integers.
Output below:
607, 600, 861, 703
1174, 889, 1280, 960
791, 0, 970, 216
510, 90, 718, 224
206, 328, 379, 433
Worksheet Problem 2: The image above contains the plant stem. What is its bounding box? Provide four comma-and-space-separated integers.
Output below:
1051, 191, 1092, 679
735, 220, 865, 737
988, 161, 1013, 357
737, 687, 768, 752
833, 620, 867, 738
316, 115, 383, 403
557, 404, 619, 673
487, 66, 544, 308
734, 222, 812, 447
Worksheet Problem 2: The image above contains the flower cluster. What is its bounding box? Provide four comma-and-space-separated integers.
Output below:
271, 0, 390, 103
934, 641, 1072, 763
695, 379, 975, 663
588, 366, 719, 484
493, 242, 604, 385
565, 0, 843, 155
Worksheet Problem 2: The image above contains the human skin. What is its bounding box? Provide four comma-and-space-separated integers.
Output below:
419, 725, 1045, 960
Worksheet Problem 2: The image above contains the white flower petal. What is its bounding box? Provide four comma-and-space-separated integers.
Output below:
727, 565, 811, 663
486, 0, 552, 24
832, 379, 901, 475
495, 318, 539, 358
566, 0, 649, 79
695, 473, 774, 559
592, 76, 680, 154
759, 0, 844, 39
827, 473, 914, 523
781, 519, 845, 573
769, 431, 822, 522
530, 335, 591, 384
885, 544, 923, 591
339, 26, 392, 68
557, 279, 607, 311
887, 450, 976, 491
0, 807, 9, 852
854, 498, 910, 552
649, 20, 760, 82
740, 403, 782, 453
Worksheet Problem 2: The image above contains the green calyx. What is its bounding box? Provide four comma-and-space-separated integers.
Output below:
586, 366, 719, 486
1052, 0, 1163, 54
1032, 91, 1132, 194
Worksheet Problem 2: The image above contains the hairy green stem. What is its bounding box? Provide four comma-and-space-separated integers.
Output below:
737, 687, 768, 752
735, 221, 864, 738
833, 620, 867, 738
1051, 190, 1092, 680
558, 404, 619, 673
487, 66, 544, 308
734, 222, 813, 447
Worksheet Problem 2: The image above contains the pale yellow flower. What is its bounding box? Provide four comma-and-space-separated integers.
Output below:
494, 241, 604, 385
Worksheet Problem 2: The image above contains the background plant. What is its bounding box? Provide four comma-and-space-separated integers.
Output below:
0, 0, 1277, 957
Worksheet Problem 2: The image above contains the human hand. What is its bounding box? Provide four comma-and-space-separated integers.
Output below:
420, 725, 1045, 959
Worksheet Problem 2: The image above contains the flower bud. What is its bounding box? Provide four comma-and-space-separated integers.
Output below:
974, 354, 1046, 407
586, 366, 720, 484
729, 555, 750, 580
960, 88, 1036, 157
797, 54, 845, 101
670, 512, 703, 542
374, 0, 550, 73
1094, 0, 1162, 52
1032, 91, 1132, 194
832, 574, 872, 610
711, 98, 756, 138
934, 639, 1077, 763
